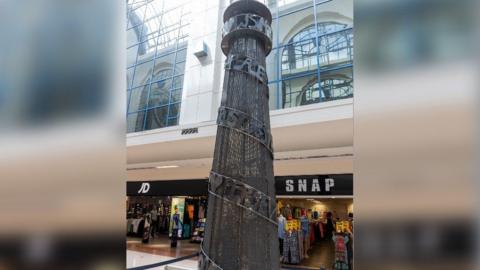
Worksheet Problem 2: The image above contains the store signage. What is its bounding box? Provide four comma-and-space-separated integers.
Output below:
127, 174, 352, 196
137, 182, 150, 194
284, 178, 335, 192
275, 174, 353, 196
127, 179, 209, 196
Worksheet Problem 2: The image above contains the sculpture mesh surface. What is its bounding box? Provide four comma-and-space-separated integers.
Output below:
199, 1, 279, 269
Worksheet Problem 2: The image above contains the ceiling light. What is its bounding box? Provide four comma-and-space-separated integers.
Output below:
155, 165, 179, 169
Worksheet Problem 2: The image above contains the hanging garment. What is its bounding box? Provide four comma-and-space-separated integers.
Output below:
279, 238, 284, 256
127, 219, 133, 233
282, 231, 300, 264
300, 216, 309, 235
283, 206, 292, 219
278, 215, 286, 239
142, 220, 150, 244
332, 233, 350, 270
277, 201, 283, 215
310, 223, 315, 243
182, 223, 191, 238
131, 219, 142, 234
297, 230, 304, 261
320, 222, 325, 239
187, 204, 194, 220
293, 208, 301, 219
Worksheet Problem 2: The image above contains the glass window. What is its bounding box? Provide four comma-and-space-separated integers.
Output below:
172, 75, 184, 89
168, 102, 181, 118
174, 61, 186, 75
154, 51, 175, 67
167, 117, 179, 126
126, 0, 190, 133
128, 86, 149, 113
131, 60, 155, 88
145, 106, 168, 130
127, 67, 135, 88
319, 77, 353, 101
271, 5, 353, 110
266, 50, 279, 82
171, 89, 182, 103
268, 82, 280, 110
148, 78, 172, 107
281, 74, 317, 108
127, 111, 146, 133
281, 39, 318, 74
281, 22, 350, 75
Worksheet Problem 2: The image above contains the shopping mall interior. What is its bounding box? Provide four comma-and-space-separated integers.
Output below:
126, 0, 354, 268
126, 188, 353, 269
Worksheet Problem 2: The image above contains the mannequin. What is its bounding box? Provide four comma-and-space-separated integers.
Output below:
277, 213, 286, 259
300, 210, 310, 258
283, 204, 292, 220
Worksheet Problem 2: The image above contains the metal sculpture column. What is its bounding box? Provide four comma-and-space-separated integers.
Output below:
199, 0, 278, 269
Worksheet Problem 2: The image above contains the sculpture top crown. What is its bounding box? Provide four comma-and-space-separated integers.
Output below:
223, 0, 272, 24
229, 0, 267, 4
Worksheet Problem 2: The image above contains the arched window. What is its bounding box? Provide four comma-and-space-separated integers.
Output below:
279, 22, 353, 108
296, 76, 353, 106
126, 0, 189, 133
281, 22, 352, 73
128, 68, 175, 132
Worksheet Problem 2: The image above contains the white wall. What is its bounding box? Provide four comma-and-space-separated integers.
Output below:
179, 0, 224, 125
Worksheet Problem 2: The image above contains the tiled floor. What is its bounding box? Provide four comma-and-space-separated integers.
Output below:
127, 235, 336, 270
280, 239, 335, 270
300, 239, 335, 269
127, 250, 198, 270
127, 235, 200, 258
127, 235, 200, 269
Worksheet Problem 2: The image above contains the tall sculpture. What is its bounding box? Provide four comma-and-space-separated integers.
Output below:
199, 0, 279, 269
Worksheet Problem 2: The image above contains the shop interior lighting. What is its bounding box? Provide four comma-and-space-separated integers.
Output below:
155, 165, 179, 169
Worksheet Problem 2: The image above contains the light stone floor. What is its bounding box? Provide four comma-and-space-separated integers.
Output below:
126, 250, 198, 270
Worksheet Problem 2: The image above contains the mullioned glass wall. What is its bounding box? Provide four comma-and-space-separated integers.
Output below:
126, 0, 353, 133
267, 0, 353, 110
126, 0, 190, 133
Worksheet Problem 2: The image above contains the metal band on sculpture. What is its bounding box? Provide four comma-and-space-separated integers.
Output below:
199, 243, 224, 270
209, 171, 277, 224
216, 106, 273, 155
201, 170, 277, 269
225, 54, 268, 85
221, 13, 273, 55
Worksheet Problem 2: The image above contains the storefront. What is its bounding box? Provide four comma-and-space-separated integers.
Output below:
126, 180, 208, 243
276, 175, 353, 269
127, 174, 353, 269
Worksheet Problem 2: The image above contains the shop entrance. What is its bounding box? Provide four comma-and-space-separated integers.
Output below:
277, 196, 353, 270
126, 179, 208, 257
126, 195, 208, 257
126, 174, 353, 269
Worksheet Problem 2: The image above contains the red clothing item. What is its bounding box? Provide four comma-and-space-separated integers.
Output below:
319, 222, 325, 238
310, 223, 315, 243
